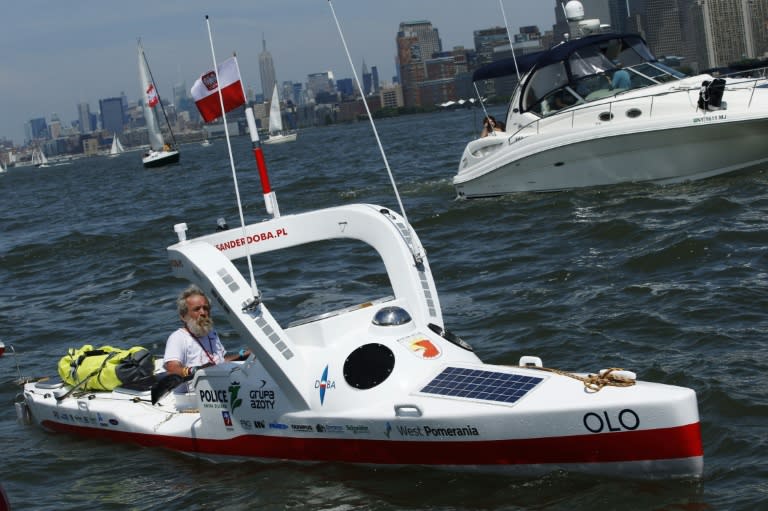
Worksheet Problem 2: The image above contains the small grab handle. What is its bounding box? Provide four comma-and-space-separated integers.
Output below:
394, 404, 422, 417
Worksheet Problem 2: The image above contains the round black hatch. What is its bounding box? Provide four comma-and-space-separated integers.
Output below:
343, 343, 395, 390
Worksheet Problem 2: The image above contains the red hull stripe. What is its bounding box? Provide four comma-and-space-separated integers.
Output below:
41, 421, 702, 465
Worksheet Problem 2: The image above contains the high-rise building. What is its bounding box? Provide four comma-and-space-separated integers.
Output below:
173, 82, 188, 110
49, 113, 62, 140
643, 0, 692, 62
336, 78, 355, 97
362, 60, 372, 96
25, 117, 48, 142
307, 71, 335, 100
474, 27, 509, 66
77, 102, 92, 134
99, 97, 125, 135
396, 20, 442, 108
259, 36, 277, 99
292, 82, 304, 106
698, 0, 768, 68
371, 66, 380, 93
379, 84, 404, 109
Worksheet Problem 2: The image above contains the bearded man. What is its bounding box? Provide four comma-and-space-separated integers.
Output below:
163, 284, 250, 392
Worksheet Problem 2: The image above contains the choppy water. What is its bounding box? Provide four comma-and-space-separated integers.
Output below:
1, 110, 767, 510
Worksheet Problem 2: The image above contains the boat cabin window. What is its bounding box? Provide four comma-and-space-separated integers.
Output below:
523, 61, 569, 112
536, 87, 580, 116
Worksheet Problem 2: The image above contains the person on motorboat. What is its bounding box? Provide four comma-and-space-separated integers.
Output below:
481, 115, 505, 137
163, 284, 250, 392
610, 61, 631, 90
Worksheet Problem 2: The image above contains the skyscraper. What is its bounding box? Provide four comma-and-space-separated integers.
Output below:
698, 0, 768, 68
259, 36, 277, 99
362, 60, 372, 96
396, 20, 442, 108
371, 66, 380, 93
473, 27, 509, 66
49, 113, 62, 139
307, 71, 335, 100
100, 97, 125, 135
25, 117, 48, 142
644, 0, 692, 62
77, 102, 92, 134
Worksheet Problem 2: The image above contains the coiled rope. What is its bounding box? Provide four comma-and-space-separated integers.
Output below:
521, 366, 636, 392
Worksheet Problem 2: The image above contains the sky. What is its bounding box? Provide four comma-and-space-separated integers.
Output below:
1, 0, 556, 145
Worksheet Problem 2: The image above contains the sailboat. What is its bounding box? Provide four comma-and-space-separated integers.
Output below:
31, 148, 49, 168
138, 40, 180, 168
263, 84, 297, 145
109, 135, 125, 157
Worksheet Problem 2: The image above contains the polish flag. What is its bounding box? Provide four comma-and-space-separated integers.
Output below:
191, 57, 246, 123
146, 84, 159, 108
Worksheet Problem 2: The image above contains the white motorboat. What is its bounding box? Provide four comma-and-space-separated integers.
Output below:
454, 2, 768, 197
16, 180, 703, 479
263, 84, 297, 145
138, 40, 180, 168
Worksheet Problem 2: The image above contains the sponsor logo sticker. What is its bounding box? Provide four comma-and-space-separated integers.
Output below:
398, 334, 441, 359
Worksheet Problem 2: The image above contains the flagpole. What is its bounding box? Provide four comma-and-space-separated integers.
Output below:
236, 57, 279, 219
204, 15, 260, 303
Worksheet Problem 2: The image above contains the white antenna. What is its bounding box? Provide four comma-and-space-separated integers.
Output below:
326, 0, 411, 230
204, 16, 260, 302
499, 0, 520, 82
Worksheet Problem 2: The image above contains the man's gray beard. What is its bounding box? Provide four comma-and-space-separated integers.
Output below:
186, 316, 213, 337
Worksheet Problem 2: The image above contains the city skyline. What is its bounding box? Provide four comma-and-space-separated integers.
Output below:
0, 0, 556, 145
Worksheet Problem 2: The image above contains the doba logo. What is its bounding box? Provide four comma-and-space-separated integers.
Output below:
229, 381, 243, 412
315, 365, 336, 405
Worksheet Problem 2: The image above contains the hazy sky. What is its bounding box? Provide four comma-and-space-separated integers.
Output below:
1, 0, 556, 145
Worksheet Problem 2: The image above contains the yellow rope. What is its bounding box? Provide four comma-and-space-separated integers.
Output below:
520, 366, 636, 392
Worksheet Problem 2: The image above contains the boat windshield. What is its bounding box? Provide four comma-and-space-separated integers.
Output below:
522, 35, 685, 115
569, 46, 615, 79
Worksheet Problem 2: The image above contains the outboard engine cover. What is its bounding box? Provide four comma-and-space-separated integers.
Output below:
698, 78, 726, 111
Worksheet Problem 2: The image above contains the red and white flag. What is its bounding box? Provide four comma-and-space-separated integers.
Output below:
191, 56, 246, 123
146, 84, 159, 108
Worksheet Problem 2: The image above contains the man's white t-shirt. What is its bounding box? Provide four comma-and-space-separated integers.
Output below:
163, 327, 226, 392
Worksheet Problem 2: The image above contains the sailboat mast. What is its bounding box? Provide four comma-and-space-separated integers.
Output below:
141, 46, 178, 148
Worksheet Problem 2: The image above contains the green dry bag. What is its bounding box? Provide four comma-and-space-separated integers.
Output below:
57, 344, 154, 391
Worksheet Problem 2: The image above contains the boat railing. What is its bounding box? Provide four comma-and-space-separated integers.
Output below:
507, 74, 767, 144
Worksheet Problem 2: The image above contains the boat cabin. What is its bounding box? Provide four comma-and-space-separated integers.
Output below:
475, 33, 686, 118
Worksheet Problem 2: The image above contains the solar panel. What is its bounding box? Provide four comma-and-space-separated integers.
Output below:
419, 366, 544, 405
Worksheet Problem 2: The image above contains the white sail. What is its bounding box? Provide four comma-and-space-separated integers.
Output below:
110, 136, 125, 156
268, 84, 283, 135
32, 148, 49, 167
138, 42, 166, 151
